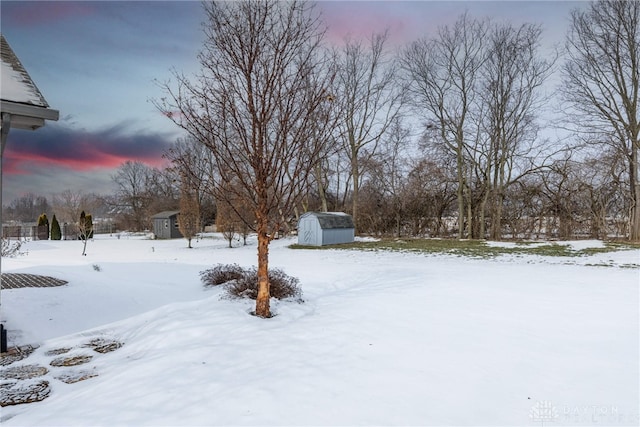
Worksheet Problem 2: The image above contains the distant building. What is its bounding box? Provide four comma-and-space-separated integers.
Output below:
151, 211, 183, 239
297, 212, 355, 246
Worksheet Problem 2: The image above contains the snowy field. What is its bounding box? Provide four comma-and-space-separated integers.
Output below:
1, 233, 638, 426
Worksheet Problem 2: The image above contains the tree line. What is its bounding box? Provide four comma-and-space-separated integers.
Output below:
3, 1, 637, 243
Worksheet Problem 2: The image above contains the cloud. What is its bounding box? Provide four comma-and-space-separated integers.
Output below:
3, 122, 174, 176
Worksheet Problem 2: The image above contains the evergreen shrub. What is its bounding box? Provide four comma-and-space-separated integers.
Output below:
50, 215, 62, 240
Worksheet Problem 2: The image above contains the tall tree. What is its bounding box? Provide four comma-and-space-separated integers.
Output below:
480, 22, 555, 240
336, 31, 403, 232
156, 0, 333, 317
562, 0, 640, 240
403, 13, 489, 239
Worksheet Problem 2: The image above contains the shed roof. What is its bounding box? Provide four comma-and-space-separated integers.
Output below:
301, 212, 354, 229
151, 210, 181, 219
0, 34, 59, 130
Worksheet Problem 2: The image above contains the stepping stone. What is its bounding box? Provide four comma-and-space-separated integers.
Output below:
50, 355, 93, 367
83, 338, 123, 354
0, 379, 50, 406
44, 348, 72, 357
0, 345, 38, 366
55, 370, 98, 384
0, 365, 48, 380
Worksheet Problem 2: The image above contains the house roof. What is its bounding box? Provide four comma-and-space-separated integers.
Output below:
151, 210, 181, 219
300, 212, 354, 229
0, 33, 59, 130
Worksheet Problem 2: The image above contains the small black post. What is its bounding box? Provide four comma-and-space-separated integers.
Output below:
0, 323, 7, 353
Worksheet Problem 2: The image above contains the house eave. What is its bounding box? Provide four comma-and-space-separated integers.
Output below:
1, 100, 59, 130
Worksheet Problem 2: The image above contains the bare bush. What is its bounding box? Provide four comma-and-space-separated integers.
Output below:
200, 264, 245, 287
200, 264, 302, 302
1, 239, 24, 258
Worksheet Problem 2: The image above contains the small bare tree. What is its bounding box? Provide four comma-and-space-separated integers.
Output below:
111, 160, 153, 231
178, 174, 199, 249
164, 136, 218, 231
156, 0, 334, 317
78, 210, 93, 256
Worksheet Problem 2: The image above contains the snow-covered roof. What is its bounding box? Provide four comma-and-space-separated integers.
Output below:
151, 211, 181, 219
1, 34, 49, 107
300, 212, 355, 229
0, 33, 59, 131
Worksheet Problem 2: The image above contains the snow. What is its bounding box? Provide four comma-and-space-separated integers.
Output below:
1, 234, 639, 426
0, 61, 46, 106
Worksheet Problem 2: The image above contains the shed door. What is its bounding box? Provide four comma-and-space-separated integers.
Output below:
299, 217, 316, 245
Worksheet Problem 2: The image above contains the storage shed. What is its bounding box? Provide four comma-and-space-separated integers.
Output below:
151, 211, 183, 239
297, 212, 355, 246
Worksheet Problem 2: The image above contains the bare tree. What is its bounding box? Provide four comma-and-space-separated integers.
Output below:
3, 193, 50, 223
52, 189, 97, 226
178, 173, 199, 249
376, 117, 411, 237
562, 0, 640, 240
480, 22, 555, 240
111, 160, 154, 231
156, 1, 333, 318
78, 210, 93, 256
335, 31, 403, 232
403, 13, 489, 239
164, 136, 218, 231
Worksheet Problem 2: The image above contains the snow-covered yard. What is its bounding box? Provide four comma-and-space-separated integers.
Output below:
1, 234, 638, 426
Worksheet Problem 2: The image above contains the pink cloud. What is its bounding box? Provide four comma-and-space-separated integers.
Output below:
6, 2, 95, 27
318, 2, 425, 47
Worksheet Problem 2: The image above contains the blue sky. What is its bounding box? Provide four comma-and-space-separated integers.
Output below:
0, 1, 583, 204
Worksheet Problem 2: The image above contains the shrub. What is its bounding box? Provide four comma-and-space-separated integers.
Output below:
200, 264, 302, 301
1, 239, 23, 257
50, 215, 62, 240
37, 213, 49, 240
200, 263, 245, 286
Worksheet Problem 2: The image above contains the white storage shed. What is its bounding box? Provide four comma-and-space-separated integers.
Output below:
297, 212, 355, 246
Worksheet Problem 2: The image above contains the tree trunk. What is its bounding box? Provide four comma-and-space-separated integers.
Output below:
315, 163, 328, 213
255, 212, 270, 318
631, 146, 640, 241
351, 153, 360, 234
456, 154, 465, 239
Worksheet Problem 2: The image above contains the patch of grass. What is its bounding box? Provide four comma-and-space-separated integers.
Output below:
290, 238, 638, 260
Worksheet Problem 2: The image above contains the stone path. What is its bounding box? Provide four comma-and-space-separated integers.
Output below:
1, 273, 68, 289
0, 338, 123, 407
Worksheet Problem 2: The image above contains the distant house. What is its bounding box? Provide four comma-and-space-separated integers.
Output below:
297, 212, 355, 246
151, 211, 183, 239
